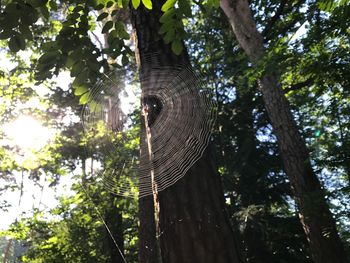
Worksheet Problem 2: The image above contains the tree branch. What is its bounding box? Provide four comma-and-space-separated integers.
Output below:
283, 78, 314, 93
262, 0, 288, 38
263, 0, 305, 43
90, 31, 104, 50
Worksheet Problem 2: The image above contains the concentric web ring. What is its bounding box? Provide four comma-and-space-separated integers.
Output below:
81, 72, 140, 198
82, 63, 217, 198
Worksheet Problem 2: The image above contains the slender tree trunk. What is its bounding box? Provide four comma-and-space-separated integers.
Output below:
105, 195, 125, 263
131, 2, 243, 262
234, 87, 274, 261
3, 239, 13, 263
220, 0, 348, 262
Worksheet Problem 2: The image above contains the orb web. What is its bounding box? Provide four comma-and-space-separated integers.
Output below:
81, 72, 140, 198
82, 63, 217, 198
138, 64, 217, 197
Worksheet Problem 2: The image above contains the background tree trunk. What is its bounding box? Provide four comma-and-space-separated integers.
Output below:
131, 2, 243, 263
219, 0, 348, 262
105, 195, 125, 263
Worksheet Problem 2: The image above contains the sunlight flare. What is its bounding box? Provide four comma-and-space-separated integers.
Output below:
2, 115, 54, 150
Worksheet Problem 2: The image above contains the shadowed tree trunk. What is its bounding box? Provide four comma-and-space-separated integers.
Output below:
131, 2, 243, 263
220, 0, 348, 262
105, 195, 125, 263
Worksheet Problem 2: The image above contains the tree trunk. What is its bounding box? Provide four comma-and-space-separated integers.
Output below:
3, 239, 13, 263
220, 0, 348, 262
131, 2, 243, 263
234, 87, 275, 261
105, 195, 125, 263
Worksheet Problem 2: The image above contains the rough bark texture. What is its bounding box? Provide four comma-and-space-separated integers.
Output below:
158, 147, 242, 263
131, 2, 243, 263
138, 195, 159, 263
220, 0, 348, 262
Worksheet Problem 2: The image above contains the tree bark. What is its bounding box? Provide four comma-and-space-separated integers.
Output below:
131, 2, 243, 263
220, 0, 348, 262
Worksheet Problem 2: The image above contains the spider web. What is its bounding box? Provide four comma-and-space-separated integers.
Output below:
82, 63, 216, 198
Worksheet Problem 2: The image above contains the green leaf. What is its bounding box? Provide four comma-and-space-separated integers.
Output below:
19, 24, 33, 40
9, 36, 21, 52
36, 62, 55, 73
4, 11, 20, 28
163, 28, 175, 44
73, 70, 89, 87
5, 3, 19, 15
159, 21, 173, 34
340, 0, 350, 5
114, 21, 124, 31
41, 41, 57, 51
171, 40, 183, 55
94, 4, 105, 10
79, 91, 91, 104
67, 12, 80, 20
114, 22, 130, 39
212, 0, 220, 8
0, 30, 13, 40
40, 6, 50, 20
117, 0, 130, 8
97, 12, 109, 21
65, 57, 75, 67
69, 49, 83, 61
132, 0, 141, 9
109, 51, 119, 59
20, 6, 39, 24
102, 21, 114, 33
74, 85, 89, 95
81, 15, 88, 24
142, 0, 153, 9
71, 61, 85, 77
161, 0, 177, 12
78, 21, 89, 30
35, 70, 52, 80
49, 0, 58, 11
87, 61, 101, 72
106, 1, 115, 7
120, 30, 130, 40
109, 29, 119, 39
206, 0, 220, 8
107, 33, 121, 47
160, 8, 175, 23
122, 54, 129, 66
178, 0, 191, 17
88, 101, 102, 112
73, 5, 84, 12
9, 35, 25, 52
123, 0, 130, 8
39, 51, 59, 64
59, 26, 75, 37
